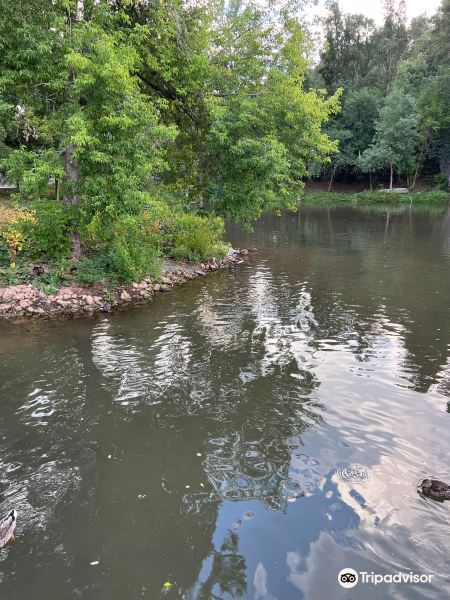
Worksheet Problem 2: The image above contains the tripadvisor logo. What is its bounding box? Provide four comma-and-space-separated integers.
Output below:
338, 568, 434, 588
338, 568, 358, 588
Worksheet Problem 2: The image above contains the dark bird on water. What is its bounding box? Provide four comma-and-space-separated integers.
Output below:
0, 509, 17, 548
420, 479, 450, 501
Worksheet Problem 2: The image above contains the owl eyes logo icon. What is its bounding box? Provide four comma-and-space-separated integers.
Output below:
338, 568, 359, 588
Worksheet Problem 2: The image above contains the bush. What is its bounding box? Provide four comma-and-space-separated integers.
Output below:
433, 174, 450, 192
27, 201, 71, 260
0, 203, 36, 266
33, 272, 61, 295
0, 195, 229, 286
0, 200, 71, 266
168, 214, 228, 262
75, 255, 110, 286
81, 205, 226, 283
0, 265, 29, 286
108, 215, 162, 283
410, 190, 449, 203
83, 213, 162, 284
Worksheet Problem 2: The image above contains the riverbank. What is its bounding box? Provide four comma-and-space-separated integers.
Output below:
0, 248, 253, 320
303, 190, 450, 205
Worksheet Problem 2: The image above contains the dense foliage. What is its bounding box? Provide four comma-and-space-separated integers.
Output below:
314, 0, 450, 191
0, 0, 339, 282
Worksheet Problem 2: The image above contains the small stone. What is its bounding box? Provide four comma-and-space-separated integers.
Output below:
120, 290, 131, 301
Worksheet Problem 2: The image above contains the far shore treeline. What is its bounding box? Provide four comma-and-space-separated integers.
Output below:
312, 0, 450, 193
0, 0, 449, 287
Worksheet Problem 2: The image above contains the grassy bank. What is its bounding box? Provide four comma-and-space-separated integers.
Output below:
302, 190, 450, 205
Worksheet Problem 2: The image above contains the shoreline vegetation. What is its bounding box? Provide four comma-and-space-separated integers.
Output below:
2, 188, 448, 322
0, 248, 253, 320
0, 0, 449, 321
303, 189, 450, 205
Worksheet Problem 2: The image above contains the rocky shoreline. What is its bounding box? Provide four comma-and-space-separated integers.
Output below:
0, 248, 253, 321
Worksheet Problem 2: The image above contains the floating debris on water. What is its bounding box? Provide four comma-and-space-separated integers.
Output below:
161, 580, 175, 595
90, 561, 99, 566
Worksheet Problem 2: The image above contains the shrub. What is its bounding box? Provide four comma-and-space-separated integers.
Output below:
75, 255, 110, 286
27, 201, 71, 260
0, 265, 29, 286
108, 216, 162, 283
168, 214, 227, 262
410, 190, 449, 203
83, 213, 162, 284
433, 174, 450, 192
303, 189, 449, 205
0, 204, 36, 266
33, 272, 61, 295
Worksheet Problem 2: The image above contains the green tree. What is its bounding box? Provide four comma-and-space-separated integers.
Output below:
202, 7, 340, 221
370, 0, 409, 93
321, 87, 380, 189
0, 0, 175, 261
394, 0, 450, 185
420, 0, 450, 184
0, 0, 339, 273
362, 90, 418, 189
318, 1, 376, 92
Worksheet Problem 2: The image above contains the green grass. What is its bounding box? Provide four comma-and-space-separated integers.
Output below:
302, 189, 450, 205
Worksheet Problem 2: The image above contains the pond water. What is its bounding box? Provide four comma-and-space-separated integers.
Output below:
1, 205, 450, 600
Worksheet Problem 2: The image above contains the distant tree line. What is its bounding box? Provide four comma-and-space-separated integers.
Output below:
309, 0, 450, 190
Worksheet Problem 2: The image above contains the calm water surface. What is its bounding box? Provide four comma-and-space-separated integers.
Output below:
1, 205, 450, 600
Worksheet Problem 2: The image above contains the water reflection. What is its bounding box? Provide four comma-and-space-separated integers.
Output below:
0, 205, 449, 599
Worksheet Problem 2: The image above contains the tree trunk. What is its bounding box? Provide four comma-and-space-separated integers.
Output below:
369, 171, 372, 191
63, 144, 82, 260
389, 164, 393, 191
328, 169, 335, 192
412, 150, 424, 190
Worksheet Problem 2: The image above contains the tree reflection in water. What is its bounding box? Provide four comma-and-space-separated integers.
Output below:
188, 530, 247, 599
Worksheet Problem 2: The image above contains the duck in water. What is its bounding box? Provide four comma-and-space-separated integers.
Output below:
0, 509, 17, 548
420, 479, 450, 501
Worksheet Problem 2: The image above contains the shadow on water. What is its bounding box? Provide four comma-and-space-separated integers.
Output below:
0, 204, 449, 599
